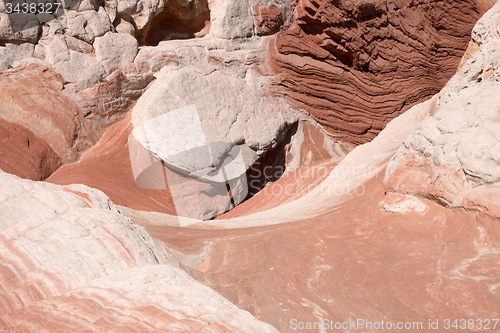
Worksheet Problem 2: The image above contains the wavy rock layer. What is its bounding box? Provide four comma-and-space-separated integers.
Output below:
384, 1, 500, 215
142, 173, 500, 332
48, 115, 177, 215
270, 0, 482, 145
0, 170, 278, 332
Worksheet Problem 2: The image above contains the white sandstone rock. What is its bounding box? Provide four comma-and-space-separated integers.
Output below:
114, 16, 136, 35
81, 7, 113, 38
63, 8, 112, 44
2, 41, 34, 57
131, 37, 298, 219
0, 46, 22, 71
55, 50, 106, 90
0, 12, 40, 43
65, 35, 94, 53
208, 0, 293, 39
0, 169, 279, 332
94, 32, 139, 74
64, 10, 95, 43
131, 48, 297, 169
39, 33, 71, 64
209, 0, 255, 39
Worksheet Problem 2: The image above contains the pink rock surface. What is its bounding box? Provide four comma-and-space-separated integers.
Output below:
141, 171, 500, 332
1, 1, 500, 332
48, 115, 177, 215
0, 170, 278, 332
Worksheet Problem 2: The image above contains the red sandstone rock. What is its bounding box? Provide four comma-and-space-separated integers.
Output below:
269, 0, 483, 145
0, 117, 61, 181
0, 65, 87, 164
48, 115, 177, 215
255, 3, 284, 35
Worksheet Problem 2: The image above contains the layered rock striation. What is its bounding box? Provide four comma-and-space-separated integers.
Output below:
0, 169, 278, 332
1, 1, 500, 332
384, 1, 500, 216
269, 0, 483, 145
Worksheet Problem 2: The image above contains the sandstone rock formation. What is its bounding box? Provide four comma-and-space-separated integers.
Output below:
48, 34, 345, 220
0, 64, 146, 180
1, 0, 499, 332
385, 2, 500, 215
0, 170, 278, 332
269, 0, 484, 145
120, 5, 500, 331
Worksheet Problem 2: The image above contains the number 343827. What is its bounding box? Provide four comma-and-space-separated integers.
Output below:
5, 2, 62, 15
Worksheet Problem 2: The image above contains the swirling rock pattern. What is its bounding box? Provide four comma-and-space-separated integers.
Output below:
0, 65, 147, 180
0, 170, 278, 332
269, 0, 483, 145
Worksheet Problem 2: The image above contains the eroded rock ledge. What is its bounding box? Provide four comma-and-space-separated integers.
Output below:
269, 0, 483, 145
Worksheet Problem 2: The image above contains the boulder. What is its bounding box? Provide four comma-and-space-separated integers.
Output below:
94, 32, 139, 74
64, 35, 94, 53
130, 39, 299, 219
63, 8, 112, 44
0, 46, 22, 71
114, 16, 136, 35
208, 0, 255, 39
2, 41, 34, 57
0, 13, 39, 43
55, 50, 106, 90
208, 0, 292, 39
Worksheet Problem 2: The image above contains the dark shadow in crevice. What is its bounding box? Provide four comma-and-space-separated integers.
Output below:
141, 0, 210, 46
244, 121, 299, 199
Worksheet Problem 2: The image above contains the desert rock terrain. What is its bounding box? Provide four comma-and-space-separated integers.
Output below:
1, 0, 500, 332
